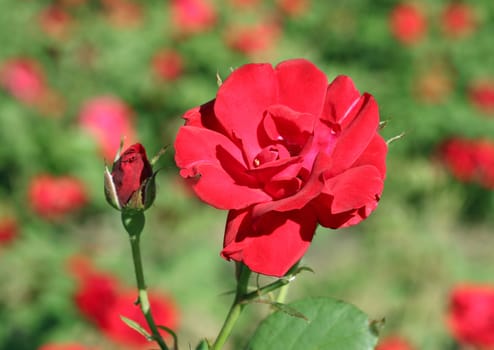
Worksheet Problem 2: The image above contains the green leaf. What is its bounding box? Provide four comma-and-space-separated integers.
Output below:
256, 300, 308, 322
246, 297, 378, 350
120, 315, 151, 340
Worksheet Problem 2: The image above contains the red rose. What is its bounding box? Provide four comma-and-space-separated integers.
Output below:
28, 175, 88, 220
69, 257, 179, 347
447, 284, 494, 347
102, 0, 143, 28
38, 5, 73, 39
441, 3, 476, 39
170, 0, 217, 35
437, 137, 494, 189
0, 216, 19, 246
226, 21, 280, 57
276, 0, 310, 18
0, 58, 47, 105
468, 80, 494, 115
79, 96, 136, 160
437, 138, 478, 183
151, 49, 184, 81
375, 336, 416, 350
102, 290, 180, 347
389, 3, 427, 45
174, 59, 387, 276
73, 272, 120, 328
412, 66, 453, 104
104, 143, 155, 210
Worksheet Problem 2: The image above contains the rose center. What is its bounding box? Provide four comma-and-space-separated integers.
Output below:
252, 145, 290, 168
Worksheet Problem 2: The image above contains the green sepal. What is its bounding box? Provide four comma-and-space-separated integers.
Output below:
104, 164, 121, 210
120, 315, 152, 341
121, 210, 145, 237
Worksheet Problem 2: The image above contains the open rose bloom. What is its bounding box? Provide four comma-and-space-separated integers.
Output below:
175, 59, 387, 276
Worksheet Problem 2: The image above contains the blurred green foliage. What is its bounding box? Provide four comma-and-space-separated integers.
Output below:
1, 0, 494, 349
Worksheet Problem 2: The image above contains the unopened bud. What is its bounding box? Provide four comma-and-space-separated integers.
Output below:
104, 143, 156, 211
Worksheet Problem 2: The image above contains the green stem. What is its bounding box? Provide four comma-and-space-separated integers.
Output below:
243, 277, 291, 302
211, 264, 251, 350
275, 283, 290, 304
129, 234, 170, 350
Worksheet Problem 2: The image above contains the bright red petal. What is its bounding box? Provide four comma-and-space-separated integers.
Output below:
214, 63, 277, 164
222, 207, 317, 277
323, 75, 362, 127
329, 94, 380, 175
323, 165, 383, 213
275, 59, 327, 117
174, 126, 271, 209
251, 151, 331, 218
352, 134, 388, 178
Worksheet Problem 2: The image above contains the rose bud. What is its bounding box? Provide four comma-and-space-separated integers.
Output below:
104, 143, 156, 211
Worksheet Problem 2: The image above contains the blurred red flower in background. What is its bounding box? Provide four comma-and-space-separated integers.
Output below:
447, 284, 494, 348
375, 336, 416, 350
437, 137, 494, 188
151, 49, 184, 81
69, 257, 180, 347
102, 291, 179, 346
412, 65, 454, 104
0, 58, 47, 106
228, 0, 260, 9
438, 138, 478, 183
79, 96, 136, 160
170, 0, 217, 35
389, 3, 427, 45
276, 0, 310, 18
0, 216, 18, 246
225, 21, 280, 57
38, 5, 73, 39
441, 3, 476, 39
38, 343, 94, 350
70, 257, 120, 328
468, 80, 494, 115
29, 175, 88, 220
102, 0, 143, 28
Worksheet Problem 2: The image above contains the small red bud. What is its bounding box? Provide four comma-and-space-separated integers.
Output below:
104, 143, 156, 211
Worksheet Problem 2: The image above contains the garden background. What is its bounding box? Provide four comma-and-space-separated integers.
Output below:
1, 0, 493, 349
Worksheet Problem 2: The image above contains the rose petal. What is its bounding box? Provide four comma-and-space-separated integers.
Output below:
275, 59, 328, 117
251, 151, 331, 218
261, 104, 315, 153
221, 206, 317, 277
174, 126, 271, 209
322, 75, 363, 128
311, 165, 383, 229
352, 134, 388, 178
329, 94, 380, 175
323, 165, 383, 213
183, 99, 226, 135
214, 63, 277, 164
